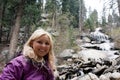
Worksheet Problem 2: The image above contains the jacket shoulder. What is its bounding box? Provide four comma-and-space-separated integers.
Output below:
0, 55, 27, 80
10, 55, 28, 68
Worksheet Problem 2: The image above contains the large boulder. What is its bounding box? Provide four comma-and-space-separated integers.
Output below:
78, 49, 108, 61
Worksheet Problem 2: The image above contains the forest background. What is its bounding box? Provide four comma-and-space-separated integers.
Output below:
0, 0, 120, 66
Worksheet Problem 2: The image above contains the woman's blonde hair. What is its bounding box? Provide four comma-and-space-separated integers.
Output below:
23, 28, 56, 71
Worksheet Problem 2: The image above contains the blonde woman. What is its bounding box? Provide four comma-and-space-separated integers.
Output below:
0, 28, 57, 80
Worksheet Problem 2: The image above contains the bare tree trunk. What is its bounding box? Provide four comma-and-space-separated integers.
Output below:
79, 0, 83, 33
52, 12, 56, 28
9, 0, 25, 61
117, 0, 120, 16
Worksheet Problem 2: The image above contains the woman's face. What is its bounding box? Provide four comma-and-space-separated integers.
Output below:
31, 34, 51, 58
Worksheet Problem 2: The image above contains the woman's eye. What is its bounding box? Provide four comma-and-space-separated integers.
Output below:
37, 41, 42, 44
45, 42, 50, 45
37, 41, 50, 45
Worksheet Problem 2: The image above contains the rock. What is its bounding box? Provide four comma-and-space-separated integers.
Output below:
78, 74, 91, 80
110, 71, 120, 79
99, 75, 110, 80
59, 49, 74, 58
78, 49, 107, 61
78, 73, 99, 80
88, 73, 99, 80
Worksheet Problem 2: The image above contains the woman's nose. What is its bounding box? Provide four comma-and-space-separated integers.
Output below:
41, 43, 46, 47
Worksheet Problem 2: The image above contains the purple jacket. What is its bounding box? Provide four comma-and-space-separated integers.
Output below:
0, 55, 54, 80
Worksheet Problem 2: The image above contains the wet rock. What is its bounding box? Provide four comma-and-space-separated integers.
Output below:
99, 75, 110, 80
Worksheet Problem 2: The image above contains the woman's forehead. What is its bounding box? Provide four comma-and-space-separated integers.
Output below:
36, 34, 50, 41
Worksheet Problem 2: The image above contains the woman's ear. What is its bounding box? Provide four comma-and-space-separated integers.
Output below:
30, 40, 33, 48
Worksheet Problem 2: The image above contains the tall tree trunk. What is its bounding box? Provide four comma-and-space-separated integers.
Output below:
117, 0, 120, 16
79, 0, 83, 33
52, 13, 56, 28
9, 0, 25, 60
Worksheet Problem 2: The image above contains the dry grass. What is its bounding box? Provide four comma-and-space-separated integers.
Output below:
107, 27, 120, 49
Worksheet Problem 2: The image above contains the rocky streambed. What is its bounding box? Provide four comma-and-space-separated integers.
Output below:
56, 53, 120, 80
56, 28, 120, 80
